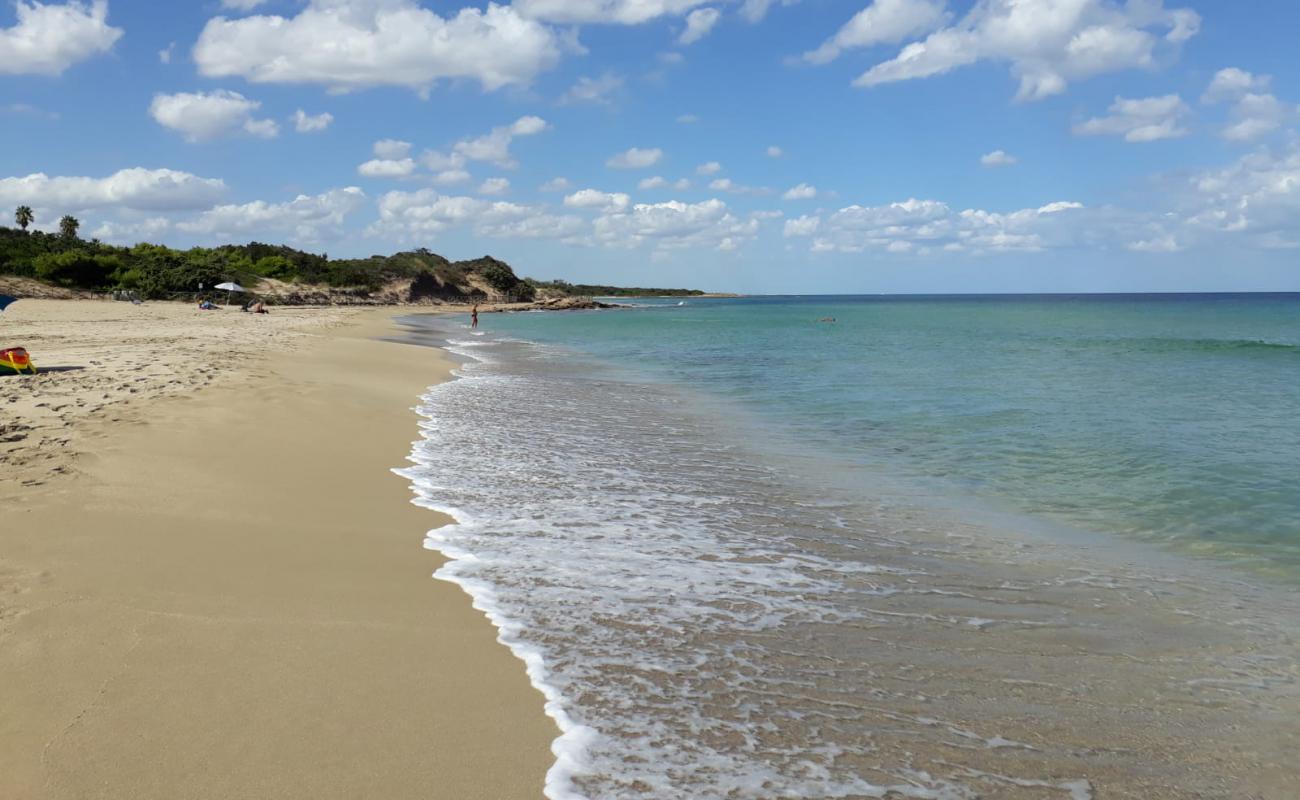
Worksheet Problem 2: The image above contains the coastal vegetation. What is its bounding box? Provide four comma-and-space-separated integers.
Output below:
0, 214, 703, 303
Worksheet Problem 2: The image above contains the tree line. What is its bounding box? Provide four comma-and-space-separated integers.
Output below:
4, 206, 704, 301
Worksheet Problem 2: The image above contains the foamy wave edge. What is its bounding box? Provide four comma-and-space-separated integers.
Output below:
392, 338, 596, 800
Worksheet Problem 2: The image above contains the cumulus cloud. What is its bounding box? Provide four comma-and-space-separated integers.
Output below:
358, 158, 417, 178
178, 187, 367, 241
802, 0, 947, 65
540, 176, 572, 191
373, 139, 412, 159
782, 183, 816, 200
676, 113, 699, 123
766, 145, 783, 158
221, 0, 267, 9
150, 90, 280, 142
1202, 67, 1270, 104
607, 147, 663, 168
590, 198, 760, 251
514, 0, 711, 25
678, 7, 720, 45
849, 0, 1199, 102
1202, 68, 1293, 142
783, 215, 820, 236
292, 109, 333, 133
792, 197, 1086, 254
980, 149, 1017, 166
638, 176, 667, 189
451, 115, 550, 168
371, 188, 584, 241
560, 73, 623, 104
564, 188, 631, 212
709, 177, 767, 195
478, 177, 511, 195
1182, 146, 1300, 242
1074, 94, 1189, 142
739, 0, 799, 23
159, 42, 175, 64
0, 0, 123, 76
194, 0, 563, 93
696, 161, 721, 175
0, 168, 227, 212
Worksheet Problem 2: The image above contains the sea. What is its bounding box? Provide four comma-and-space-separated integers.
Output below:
396, 294, 1300, 800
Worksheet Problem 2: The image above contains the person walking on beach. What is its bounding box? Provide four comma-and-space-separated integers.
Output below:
471, 304, 479, 329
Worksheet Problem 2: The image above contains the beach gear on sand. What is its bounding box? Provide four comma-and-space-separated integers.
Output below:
0, 295, 37, 375
0, 347, 36, 375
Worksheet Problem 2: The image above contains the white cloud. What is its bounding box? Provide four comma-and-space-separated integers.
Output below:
150, 90, 280, 142
540, 177, 572, 191
0, 168, 227, 212
564, 188, 631, 212
0, 0, 123, 76
783, 215, 820, 237
590, 198, 760, 251
433, 169, 472, 185
373, 139, 412, 159
1202, 67, 1270, 104
1202, 69, 1292, 142
479, 177, 511, 195
803, 0, 947, 65
673, 178, 691, 190
371, 188, 584, 241
766, 145, 783, 158
638, 176, 667, 190
1183, 146, 1300, 242
452, 116, 550, 168
782, 183, 817, 200
1074, 94, 1189, 142
194, 0, 563, 93
696, 161, 722, 175
358, 158, 417, 178
159, 42, 175, 64
221, 0, 267, 9
678, 7, 720, 45
1127, 233, 1181, 252
738, 0, 799, 23
980, 149, 1017, 167
560, 73, 623, 105
514, 0, 711, 25
709, 177, 767, 195
850, 0, 1199, 102
607, 147, 663, 168
292, 109, 333, 133
676, 113, 699, 124
800, 197, 1086, 254
178, 187, 367, 241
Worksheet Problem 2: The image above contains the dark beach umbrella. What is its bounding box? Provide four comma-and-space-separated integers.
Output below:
0, 295, 17, 314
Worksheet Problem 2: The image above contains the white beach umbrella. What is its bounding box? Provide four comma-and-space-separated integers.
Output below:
214, 281, 247, 306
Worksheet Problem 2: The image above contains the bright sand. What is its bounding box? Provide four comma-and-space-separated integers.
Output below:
0, 300, 554, 799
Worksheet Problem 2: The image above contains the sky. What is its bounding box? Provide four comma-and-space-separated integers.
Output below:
2, 0, 1299, 294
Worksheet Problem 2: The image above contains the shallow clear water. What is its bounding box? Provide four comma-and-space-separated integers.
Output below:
395, 298, 1300, 799
480, 294, 1300, 576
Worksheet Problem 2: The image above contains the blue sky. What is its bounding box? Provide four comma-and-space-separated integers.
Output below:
2, 0, 1298, 293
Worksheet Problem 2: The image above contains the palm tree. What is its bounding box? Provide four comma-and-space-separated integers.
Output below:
15, 205, 33, 231
59, 214, 80, 240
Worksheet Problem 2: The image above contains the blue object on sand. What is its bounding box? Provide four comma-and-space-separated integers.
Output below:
0, 295, 16, 313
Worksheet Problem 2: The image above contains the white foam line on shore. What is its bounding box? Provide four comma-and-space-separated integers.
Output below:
392, 335, 597, 800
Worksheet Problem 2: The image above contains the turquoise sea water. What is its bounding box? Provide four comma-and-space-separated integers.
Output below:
484, 293, 1300, 577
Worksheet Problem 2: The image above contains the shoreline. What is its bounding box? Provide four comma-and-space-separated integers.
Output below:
0, 302, 554, 799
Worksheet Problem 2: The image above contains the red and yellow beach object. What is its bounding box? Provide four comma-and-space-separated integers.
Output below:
0, 347, 36, 376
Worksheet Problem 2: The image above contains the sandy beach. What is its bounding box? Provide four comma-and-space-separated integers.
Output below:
0, 300, 553, 799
